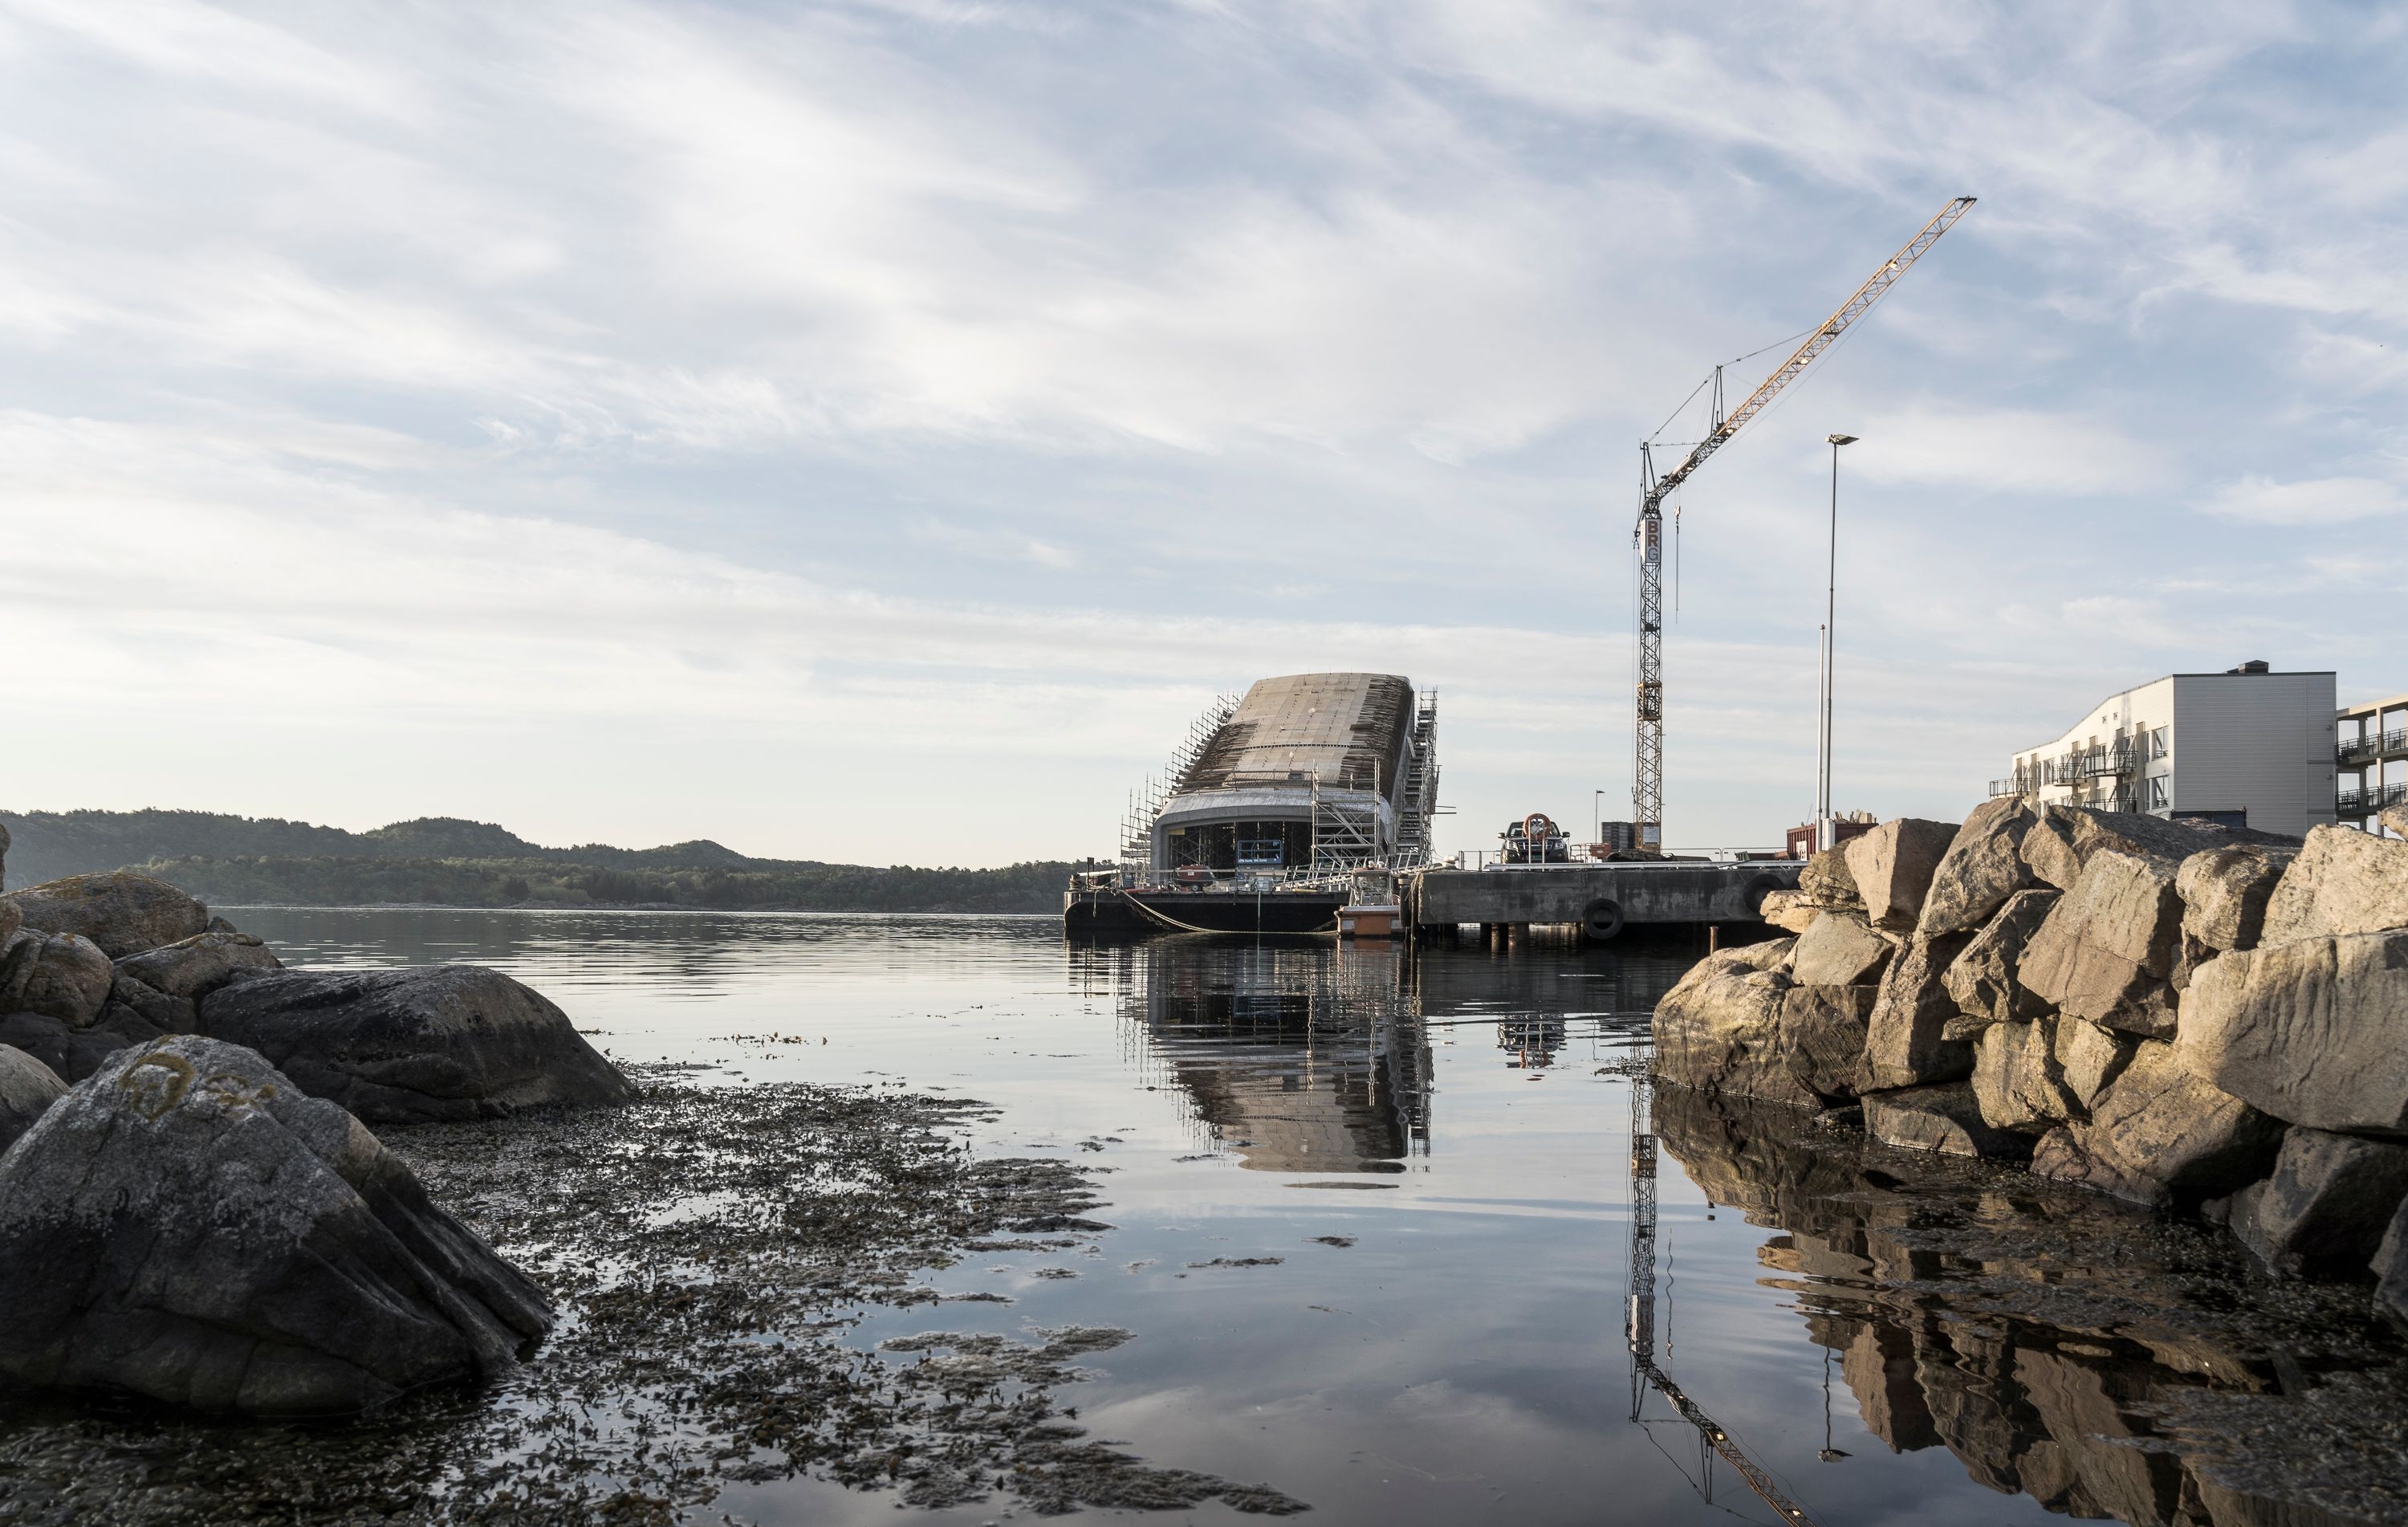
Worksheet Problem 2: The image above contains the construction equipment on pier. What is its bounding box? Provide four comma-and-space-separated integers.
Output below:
1629, 195, 1976, 849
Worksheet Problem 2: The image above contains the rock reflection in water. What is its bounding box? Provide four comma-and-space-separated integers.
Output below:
1113, 940, 1430, 1172
1656, 1082, 2408, 1527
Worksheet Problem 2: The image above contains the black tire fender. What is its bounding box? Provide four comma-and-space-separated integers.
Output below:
1583, 899, 1625, 941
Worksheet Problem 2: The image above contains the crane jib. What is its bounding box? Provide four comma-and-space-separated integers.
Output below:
1625, 194, 1975, 834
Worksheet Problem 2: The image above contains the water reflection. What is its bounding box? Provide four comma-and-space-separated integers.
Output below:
1656, 1082, 2398, 1527
1111, 940, 1430, 1172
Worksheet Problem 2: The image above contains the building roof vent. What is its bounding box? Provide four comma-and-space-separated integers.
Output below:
2229, 659, 2271, 674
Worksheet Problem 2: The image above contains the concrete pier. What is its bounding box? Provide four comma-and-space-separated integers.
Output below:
1404, 861, 1797, 940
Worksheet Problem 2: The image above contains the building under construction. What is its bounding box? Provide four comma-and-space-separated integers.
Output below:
1147, 673, 1438, 879
1064, 673, 1440, 935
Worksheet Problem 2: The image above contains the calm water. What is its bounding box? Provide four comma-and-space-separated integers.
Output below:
222, 908, 2370, 1527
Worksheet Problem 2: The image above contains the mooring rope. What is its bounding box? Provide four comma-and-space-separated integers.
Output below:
1114, 888, 1338, 937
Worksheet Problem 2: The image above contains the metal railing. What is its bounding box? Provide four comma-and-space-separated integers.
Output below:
2340, 727, 2408, 766
2340, 781, 2408, 816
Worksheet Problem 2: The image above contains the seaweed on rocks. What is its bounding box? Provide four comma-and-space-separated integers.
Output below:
0, 1067, 1304, 1524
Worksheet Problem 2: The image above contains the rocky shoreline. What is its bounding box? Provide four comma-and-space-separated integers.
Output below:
0, 826, 1300, 1521
1659, 800, 2408, 1313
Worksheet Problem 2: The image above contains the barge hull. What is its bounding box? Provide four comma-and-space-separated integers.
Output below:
1064, 887, 1344, 939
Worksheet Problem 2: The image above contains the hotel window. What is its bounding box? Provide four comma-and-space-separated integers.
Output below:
2147, 776, 2169, 809
2149, 726, 2170, 759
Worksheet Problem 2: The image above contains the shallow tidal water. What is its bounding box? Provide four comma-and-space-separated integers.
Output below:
151, 910, 2408, 1525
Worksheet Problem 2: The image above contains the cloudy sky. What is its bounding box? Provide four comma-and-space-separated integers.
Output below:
3, 1, 2402, 865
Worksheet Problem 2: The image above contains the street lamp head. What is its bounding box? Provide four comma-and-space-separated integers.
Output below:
1828, 433, 1858, 446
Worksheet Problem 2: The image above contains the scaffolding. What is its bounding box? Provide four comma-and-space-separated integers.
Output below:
1391, 690, 1442, 869
1121, 694, 1239, 880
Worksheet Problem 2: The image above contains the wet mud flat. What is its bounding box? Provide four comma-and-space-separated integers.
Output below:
1661, 1082, 2408, 1526
0, 1066, 1304, 1525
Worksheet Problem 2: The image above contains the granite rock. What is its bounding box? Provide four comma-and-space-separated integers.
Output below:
14, 933, 114, 1027
197, 964, 636, 1126
2258, 825, 2408, 947
2018, 850, 2182, 1032
2229, 1127, 2408, 1280
1791, 910, 1896, 988
1844, 818, 1960, 932
1941, 888, 2059, 1033
1864, 1082, 2032, 1158
4, 873, 210, 959
2175, 843, 2295, 953
2020, 805, 2219, 891
0, 1043, 66, 1152
2029, 1041, 2281, 1208
1973, 1017, 2077, 1135
116, 930, 283, 1002
2178, 929, 2408, 1133
1917, 798, 2038, 938
1863, 931, 1976, 1091
0, 1036, 550, 1415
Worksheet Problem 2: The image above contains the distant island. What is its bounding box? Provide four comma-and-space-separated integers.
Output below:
1, 810, 1078, 914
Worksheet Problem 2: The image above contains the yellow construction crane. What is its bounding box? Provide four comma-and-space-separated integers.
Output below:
1629, 195, 1976, 849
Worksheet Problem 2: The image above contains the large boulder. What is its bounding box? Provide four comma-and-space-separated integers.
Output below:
0, 1036, 550, 1415
2176, 843, 2295, 953
1843, 818, 1959, 932
1916, 798, 2037, 937
2259, 825, 2408, 946
116, 930, 283, 1002
5, 873, 210, 959
2385, 804, 2408, 841
0, 1044, 66, 1151
7, 932, 114, 1026
0, 1005, 171, 1084
1790, 910, 1894, 987
2052, 1017, 2134, 1112
1779, 985, 1877, 1103
1862, 931, 1976, 1090
1798, 846, 1861, 906
2029, 1041, 2281, 1208
2179, 930, 2408, 1133
1941, 888, 2058, 1032
196, 965, 635, 1126
2020, 805, 2214, 891
2017, 850, 2182, 1036
1653, 952, 1816, 1107
1972, 1018, 2076, 1134
1864, 1082, 2031, 1158
1757, 890, 1822, 935
2228, 1127, 2408, 1280
103, 971, 197, 1033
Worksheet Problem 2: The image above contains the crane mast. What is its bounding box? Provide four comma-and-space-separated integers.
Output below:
1628, 195, 1975, 848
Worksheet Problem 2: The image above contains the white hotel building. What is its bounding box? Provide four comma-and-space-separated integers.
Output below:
1992, 662, 2338, 838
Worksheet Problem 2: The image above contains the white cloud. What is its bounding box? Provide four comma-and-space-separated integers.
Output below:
2199, 474, 2406, 525
1839, 405, 2168, 494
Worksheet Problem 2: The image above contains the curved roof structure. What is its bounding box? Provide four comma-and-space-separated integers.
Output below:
1178, 673, 1413, 800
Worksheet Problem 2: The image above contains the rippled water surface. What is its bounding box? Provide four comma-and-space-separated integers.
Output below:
221, 909, 2390, 1527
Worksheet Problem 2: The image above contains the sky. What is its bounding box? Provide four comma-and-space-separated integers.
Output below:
3, 1, 2405, 867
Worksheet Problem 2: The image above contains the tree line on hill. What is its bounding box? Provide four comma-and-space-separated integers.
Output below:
1, 810, 1079, 914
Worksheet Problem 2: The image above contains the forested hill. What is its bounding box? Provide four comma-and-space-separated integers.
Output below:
0, 809, 1076, 914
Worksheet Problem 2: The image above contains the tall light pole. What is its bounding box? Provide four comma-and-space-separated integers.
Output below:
1595, 789, 1606, 846
1820, 434, 1857, 850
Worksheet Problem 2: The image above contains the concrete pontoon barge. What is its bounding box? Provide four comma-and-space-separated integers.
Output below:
1402, 861, 1797, 943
